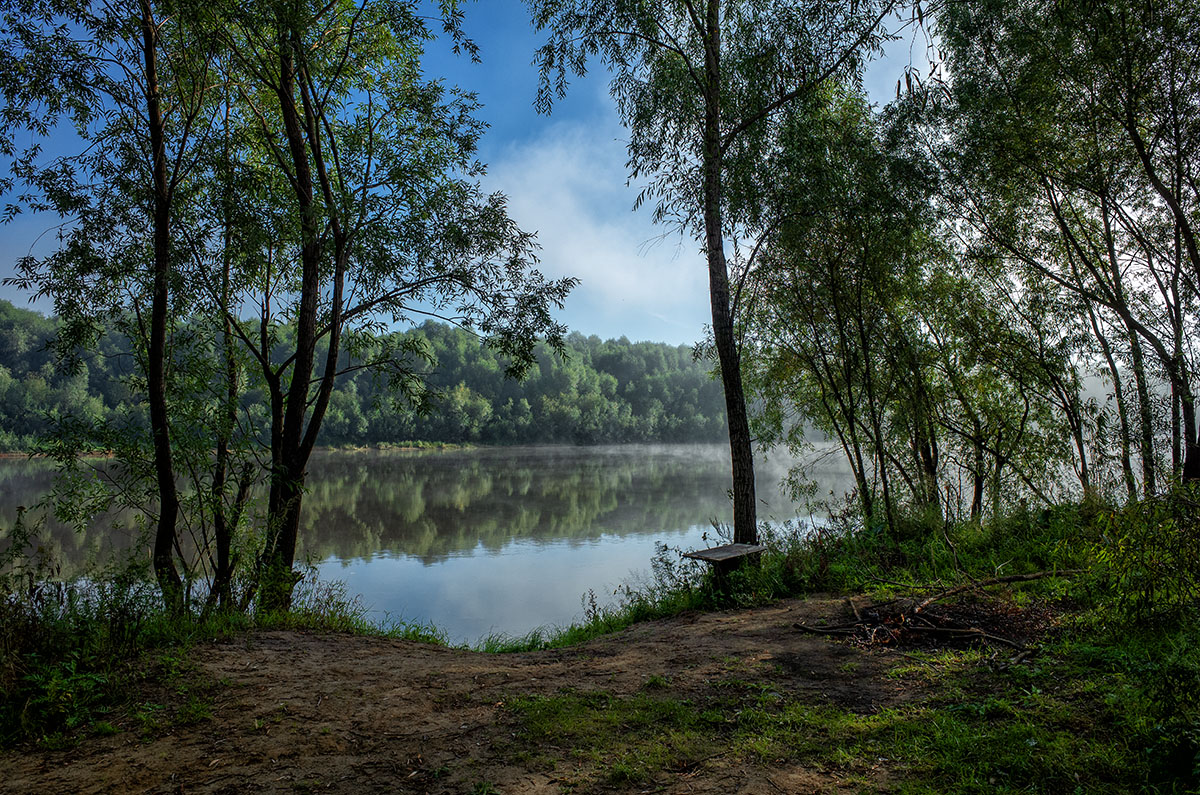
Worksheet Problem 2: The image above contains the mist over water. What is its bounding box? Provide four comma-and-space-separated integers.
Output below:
1, 444, 854, 643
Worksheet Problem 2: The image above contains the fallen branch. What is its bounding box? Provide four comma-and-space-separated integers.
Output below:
913, 569, 1082, 613
905, 625, 1025, 650
792, 570, 1072, 651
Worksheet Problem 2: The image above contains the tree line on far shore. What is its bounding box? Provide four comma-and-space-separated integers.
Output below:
0, 300, 727, 451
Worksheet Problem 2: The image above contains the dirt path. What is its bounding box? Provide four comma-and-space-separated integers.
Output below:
1, 598, 919, 794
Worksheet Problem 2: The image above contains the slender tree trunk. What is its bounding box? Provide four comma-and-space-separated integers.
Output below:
804, 332, 874, 522
1173, 231, 1183, 476
1076, 418, 1090, 494
1088, 306, 1136, 499
1181, 386, 1200, 481
141, 1, 183, 613
1121, 73, 1200, 483
1127, 331, 1156, 494
908, 357, 941, 516
971, 418, 985, 519
991, 430, 1006, 518
1099, 194, 1154, 495
210, 136, 246, 609
701, 0, 756, 544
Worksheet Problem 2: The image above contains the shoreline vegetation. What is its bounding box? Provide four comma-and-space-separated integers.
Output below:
3, 492, 1198, 792
0, 441, 474, 458
0, 301, 730, 454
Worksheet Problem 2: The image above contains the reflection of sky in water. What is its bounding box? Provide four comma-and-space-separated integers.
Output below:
3, 444, 852, 641
305, 445, 846, 644
317, 522, 716, 645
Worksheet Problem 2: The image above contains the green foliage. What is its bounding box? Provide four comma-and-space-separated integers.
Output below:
0, 552, 161, 747
0, 305, 727, 451
1, 0, 581, 611
0, 527, 412, 748
1091, 486, 1200, 624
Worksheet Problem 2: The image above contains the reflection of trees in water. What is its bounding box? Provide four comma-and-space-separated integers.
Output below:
0, 458, 148, 574
297, 447, 743, 563
3, 446, 828, 573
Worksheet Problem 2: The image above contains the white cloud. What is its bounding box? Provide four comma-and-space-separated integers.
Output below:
485, 109, 711, 345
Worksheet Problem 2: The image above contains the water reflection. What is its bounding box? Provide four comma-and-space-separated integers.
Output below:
297, 445, 801, 563
0, 456, 146, 569
2, 445, 853, 642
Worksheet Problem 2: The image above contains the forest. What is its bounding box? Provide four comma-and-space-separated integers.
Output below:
1, 0, 1199, 790
0, 300, 728, 449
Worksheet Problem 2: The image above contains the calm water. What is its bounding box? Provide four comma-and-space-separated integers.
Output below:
0, 445, 852, 643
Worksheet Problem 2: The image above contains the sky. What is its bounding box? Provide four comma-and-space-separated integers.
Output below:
0, 1, 926, 347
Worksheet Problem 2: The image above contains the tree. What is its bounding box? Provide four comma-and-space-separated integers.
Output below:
216, 0, 575, 609
743, 87, 934, 528
2, 1, 576, 612
743, 82, 1090, 525
1, 0, 224, 610
529, 0, 901, 543
936, 0, 1200, 488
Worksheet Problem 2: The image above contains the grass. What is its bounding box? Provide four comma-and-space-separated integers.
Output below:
503, 631, 1191, 793
472, 578, 711, 654
0, 565, 443, 749
3, 490, 1198, 793
490, 495, 1200, 793
507, 688, 723, 785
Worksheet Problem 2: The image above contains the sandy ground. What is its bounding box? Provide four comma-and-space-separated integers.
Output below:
0, 597, 920, 794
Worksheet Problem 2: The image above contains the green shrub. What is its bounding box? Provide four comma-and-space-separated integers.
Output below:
1134, 627, 1200, 787
1092, 486, 1200, 624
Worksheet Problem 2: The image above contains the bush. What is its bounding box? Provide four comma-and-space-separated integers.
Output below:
1130, 626, 1200, 788
1092, 485, 1200, 624
0, 508, 161, 747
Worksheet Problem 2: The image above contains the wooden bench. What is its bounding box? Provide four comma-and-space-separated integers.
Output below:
683, 543, 767, 591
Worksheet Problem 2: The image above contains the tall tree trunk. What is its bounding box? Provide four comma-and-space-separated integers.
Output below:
991, 429, 1006, 518
1067, 392, 1090, 494
701, 0, 756, 544
1181, 385, 1200, 481
141, 0, 183, 613
209, 122, 248, 611
259, 28, 322, 611
1099, 193, 1154, 495
970, 418, 985, 519
1127, 331, 1156, 494
1173, 229, 1184, 476
1121, 79, 1200, 483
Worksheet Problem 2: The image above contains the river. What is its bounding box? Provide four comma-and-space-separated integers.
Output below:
0, 444, 853, 643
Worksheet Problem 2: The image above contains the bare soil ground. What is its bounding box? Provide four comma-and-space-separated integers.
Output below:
0, 597, 926, 794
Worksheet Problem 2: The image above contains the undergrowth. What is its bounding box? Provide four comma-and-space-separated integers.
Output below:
4, 483, 1199, 792
0, 512, 437, 749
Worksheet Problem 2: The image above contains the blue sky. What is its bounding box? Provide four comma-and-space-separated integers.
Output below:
0, 1, 924, 346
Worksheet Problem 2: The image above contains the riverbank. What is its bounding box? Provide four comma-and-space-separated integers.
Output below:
3, 492, 1197, 792
0, 591, 1180, 794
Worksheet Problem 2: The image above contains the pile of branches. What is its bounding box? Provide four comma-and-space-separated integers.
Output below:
795, 570, 1078, 654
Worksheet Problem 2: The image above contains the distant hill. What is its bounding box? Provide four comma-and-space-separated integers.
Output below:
0, 301, 727, 450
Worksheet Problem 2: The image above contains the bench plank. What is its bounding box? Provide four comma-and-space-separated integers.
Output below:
683, 543, 767, 564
